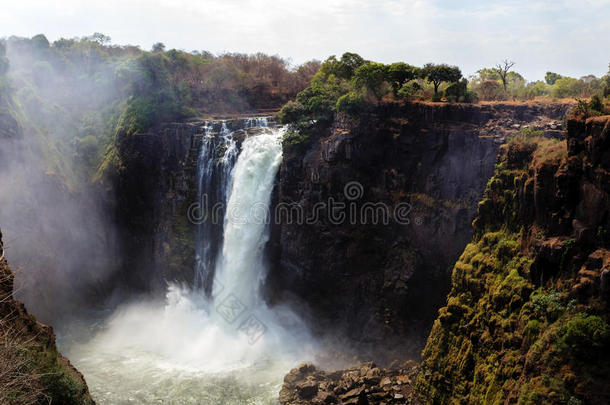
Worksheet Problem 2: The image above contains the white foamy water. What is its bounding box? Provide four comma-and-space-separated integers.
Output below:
63, 125, 315, 404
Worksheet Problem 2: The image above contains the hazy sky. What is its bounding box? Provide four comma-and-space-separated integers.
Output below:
1, 0, 608, 80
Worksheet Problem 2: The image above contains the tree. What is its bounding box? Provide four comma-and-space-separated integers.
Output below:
352, 62, 388, 101
603, 65, 610, 97
494, 59, 515, 92
151, 42, 166, 53
387, 62, 419, 96
545, 72, 563, 85
317, 52, 365, 81
337, 52, 366, 79
478, 80, 503, 100
524, 81, 550, 99
90, 32, 111, 45
421, 63, 462, 95
31, 34, 50, 50
552, 77, 583, 98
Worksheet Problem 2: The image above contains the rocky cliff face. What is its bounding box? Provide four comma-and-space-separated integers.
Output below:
268, 102, 571, 355
415, 115, 610, 404
0, 228, 94, 404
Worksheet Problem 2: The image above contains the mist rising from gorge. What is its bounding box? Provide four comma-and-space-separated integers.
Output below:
0, 36, 126, 324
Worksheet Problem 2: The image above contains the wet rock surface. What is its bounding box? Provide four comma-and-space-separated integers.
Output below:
115, 117, 275, 292
280, 361, 421, 404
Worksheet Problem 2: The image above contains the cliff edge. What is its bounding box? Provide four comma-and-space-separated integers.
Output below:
0, 229, 94, 404
416, 115, 610, 404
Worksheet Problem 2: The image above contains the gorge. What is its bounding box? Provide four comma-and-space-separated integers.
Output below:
56, 102, 576, 404
1, 32, 609, 405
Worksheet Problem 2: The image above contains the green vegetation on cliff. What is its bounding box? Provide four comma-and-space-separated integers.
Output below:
278, 53, 470, 127
416, 115, 610, 404
1, 34, 320, 183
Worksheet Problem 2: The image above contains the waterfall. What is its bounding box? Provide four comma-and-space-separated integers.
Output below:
65, 117, 315, 405
193, 121, 240, 293
213, 128, 284, 308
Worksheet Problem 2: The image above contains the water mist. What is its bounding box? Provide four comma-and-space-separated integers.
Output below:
65, 121, 317, 405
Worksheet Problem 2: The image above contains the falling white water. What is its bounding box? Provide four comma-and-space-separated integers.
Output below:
213, 129, 283, 309
62, 120, 316, 405
194, 121, 239, 290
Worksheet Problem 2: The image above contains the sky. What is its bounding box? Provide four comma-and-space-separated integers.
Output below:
0, 0, 608, 81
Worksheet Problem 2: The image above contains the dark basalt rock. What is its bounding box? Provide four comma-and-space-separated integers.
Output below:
114, 117, 274, 292
267, 102, 573, 355
280, 361, 420, 404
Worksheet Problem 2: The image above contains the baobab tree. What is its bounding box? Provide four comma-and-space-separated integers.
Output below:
495, 59, 515, 92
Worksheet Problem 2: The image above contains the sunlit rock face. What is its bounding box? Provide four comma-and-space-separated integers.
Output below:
268, 102, 572, 356
415, 115, 610, 404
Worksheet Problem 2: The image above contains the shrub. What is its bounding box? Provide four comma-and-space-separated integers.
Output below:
560, 314, 610, 359
520, 126, 544, 138
282, 130, 310, 149
444, 79, 466, 102
477, 80, 504, 101
352, 62, 389, 101
552, 77, 584, 98
397, 82, 421, 100
336, 91, 366, 114
531, 291, 564, 322
278, 100, 306, 124
589, 94, 605, 113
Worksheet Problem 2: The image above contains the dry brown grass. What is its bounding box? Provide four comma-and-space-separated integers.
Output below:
0, 271, 46, 405
533, 138, 567, 165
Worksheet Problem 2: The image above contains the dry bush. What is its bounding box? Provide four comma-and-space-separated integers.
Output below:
0, 270, 46, 405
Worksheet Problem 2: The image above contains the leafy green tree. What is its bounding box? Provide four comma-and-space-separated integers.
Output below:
421, 63, 462, 95
278, 100, 306, 124
352, 62, 388, 101
387, 62, 419, 96
474, 68, 501, 82
337, 52, 366, 79
524, 81, 550, 99
505, 71, 526, 98
336, 91, 365, 114
31, 34, 50, 50
552, 77, 584, 98
151, 42, 166, 53
545, 71, 563, 85
396, 82, 421, 100
90, 32, 111, 45
316, 52, 366, 81
444, 78, 476, 103
295, 73, 346, 122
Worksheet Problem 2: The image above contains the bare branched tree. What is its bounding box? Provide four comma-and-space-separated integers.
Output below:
495, 59, 515, 92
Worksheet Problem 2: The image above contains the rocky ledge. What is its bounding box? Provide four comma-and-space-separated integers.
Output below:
269, 101, 574, 357
280, 361, 421, 405
0, 228, 94, 404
